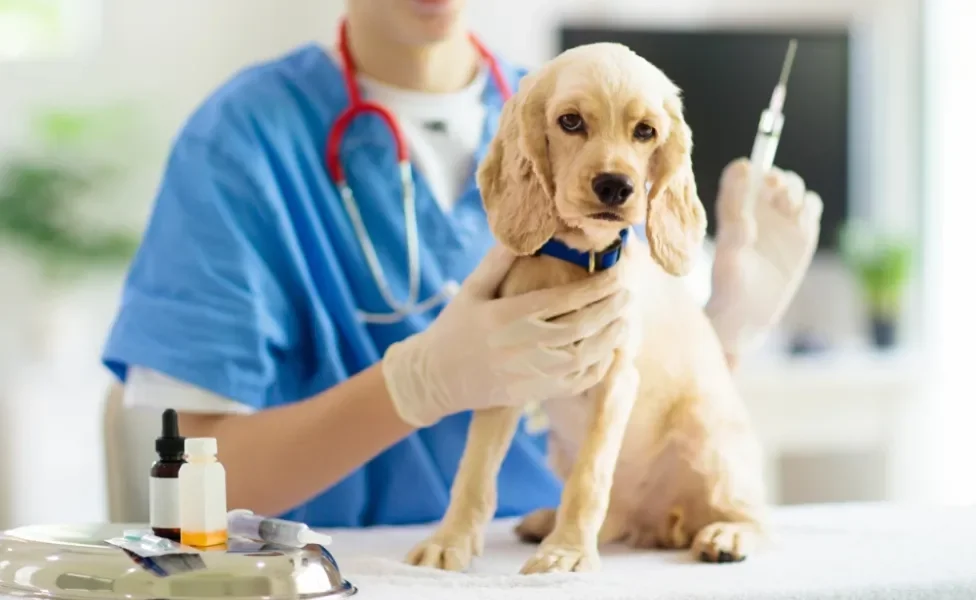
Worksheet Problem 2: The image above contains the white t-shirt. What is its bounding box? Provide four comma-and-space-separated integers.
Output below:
124, 51, 714, 415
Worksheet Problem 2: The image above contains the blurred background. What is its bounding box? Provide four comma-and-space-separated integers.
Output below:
0, 0, 973, 529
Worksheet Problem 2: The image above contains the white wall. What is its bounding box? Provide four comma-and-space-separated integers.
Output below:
0, 0, 924, 528
920, 0, 976, 506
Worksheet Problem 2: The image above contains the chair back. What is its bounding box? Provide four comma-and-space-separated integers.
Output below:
103, 385, 160, 522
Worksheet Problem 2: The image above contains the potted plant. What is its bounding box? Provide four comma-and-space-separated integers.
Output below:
0, 103, 148, 367
0, 105, 142, 279
838, 221, 915, 348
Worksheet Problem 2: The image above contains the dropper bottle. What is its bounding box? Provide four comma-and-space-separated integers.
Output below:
150, 408, 186, 542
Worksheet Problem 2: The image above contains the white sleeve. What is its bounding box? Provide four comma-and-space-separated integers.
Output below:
123, 366, 256, 415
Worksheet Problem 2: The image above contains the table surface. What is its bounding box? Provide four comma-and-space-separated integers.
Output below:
324, 503, 976, 600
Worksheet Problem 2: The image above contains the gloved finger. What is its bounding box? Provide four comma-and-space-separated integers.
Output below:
498, 344, 577, 376
801, 190, 824, 230
501, 349, 615, 405
563, 352, 616, 397
491, 288, 631, 349
493, 268, 624, 324
544, 318, 627, 379
461, 245, 518, 298
571, 317, 629, 367
761, 167, 784, 193
543, 289, 632, 347
718, 157, 752, 202
499, 315, 626, 381
497, 315, 622, 383
773, 170, 806, 216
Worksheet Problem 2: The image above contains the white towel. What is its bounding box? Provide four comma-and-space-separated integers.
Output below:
323, 503, 976, 600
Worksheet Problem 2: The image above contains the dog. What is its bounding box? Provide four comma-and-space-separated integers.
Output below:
404, 42, 767, 574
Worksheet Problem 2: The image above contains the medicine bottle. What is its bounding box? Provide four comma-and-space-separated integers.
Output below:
179, 437, 228, 548
150, 408, 185, 542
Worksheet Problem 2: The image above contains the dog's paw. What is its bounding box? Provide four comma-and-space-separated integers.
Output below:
405, 528, 484, 572
520, 543, 600, 574
515, 508, 556, 544
692, 522, 757, 563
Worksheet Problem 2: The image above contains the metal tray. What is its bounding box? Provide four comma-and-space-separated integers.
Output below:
0, 524, 357, 600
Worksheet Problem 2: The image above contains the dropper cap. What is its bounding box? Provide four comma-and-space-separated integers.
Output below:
155, 408, 185, 460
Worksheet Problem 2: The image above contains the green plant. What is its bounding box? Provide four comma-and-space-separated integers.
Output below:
838, 221, 915, 320
0, 104, 143, 278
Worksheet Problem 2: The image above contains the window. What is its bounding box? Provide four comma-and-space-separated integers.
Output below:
0, 0, 96, 60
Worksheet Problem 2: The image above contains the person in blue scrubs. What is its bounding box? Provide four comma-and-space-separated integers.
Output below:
103, 0, 824, 528
104, 0, 632, 528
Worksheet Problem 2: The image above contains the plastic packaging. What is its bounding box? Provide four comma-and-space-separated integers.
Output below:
105, 530, 205, 577
228, 509, 333, 548
150, 409, 186, 541
178, 437, 228, 548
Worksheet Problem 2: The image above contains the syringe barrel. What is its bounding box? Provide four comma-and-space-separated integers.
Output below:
756, 109, 784, 136
256, 518, 308, 546
227, 509, 307, 546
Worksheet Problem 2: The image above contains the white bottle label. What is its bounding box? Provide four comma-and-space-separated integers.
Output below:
150, 477, 181, 529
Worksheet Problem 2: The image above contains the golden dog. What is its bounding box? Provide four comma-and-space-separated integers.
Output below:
405, 42, 767, 574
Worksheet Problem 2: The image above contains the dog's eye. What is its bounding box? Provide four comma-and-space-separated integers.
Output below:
634, 123, 656, 141
558, 113, 585, 133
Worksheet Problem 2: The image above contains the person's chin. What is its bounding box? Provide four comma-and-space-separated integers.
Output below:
408, 0, 459, 17
406, 0, 462, 35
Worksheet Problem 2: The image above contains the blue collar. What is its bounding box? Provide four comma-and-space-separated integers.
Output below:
534, 228, 631, 273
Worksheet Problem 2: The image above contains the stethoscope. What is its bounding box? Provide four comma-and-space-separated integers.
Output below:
324, 19, 512, 325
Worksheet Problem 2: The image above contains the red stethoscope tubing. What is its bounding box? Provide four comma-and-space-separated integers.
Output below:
322, 17, 512, 324
324, 18, 512, 185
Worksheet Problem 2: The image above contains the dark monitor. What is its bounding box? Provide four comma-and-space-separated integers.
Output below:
559, 26, 850, 252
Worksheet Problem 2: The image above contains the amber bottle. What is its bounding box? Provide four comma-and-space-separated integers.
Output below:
150, 408, 186, 541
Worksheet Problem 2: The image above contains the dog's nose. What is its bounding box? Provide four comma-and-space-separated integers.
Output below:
591, 172, 634, 206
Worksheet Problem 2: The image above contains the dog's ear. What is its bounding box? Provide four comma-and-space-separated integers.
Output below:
645, 93, 707, 276
477, 71, 559, 255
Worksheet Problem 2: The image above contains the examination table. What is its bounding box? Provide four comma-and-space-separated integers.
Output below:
322, 502, 976, 599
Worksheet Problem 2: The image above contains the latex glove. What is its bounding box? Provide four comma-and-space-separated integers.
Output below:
382, 245, 632, 428
706, 158, 823, 361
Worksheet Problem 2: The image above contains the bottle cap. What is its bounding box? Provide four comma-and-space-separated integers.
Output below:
184, 437, 218, 458
155, 408, 185, 459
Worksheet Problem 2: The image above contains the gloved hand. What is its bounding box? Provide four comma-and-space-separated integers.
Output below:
706, 158, 823, 361
382, 245, 632, 428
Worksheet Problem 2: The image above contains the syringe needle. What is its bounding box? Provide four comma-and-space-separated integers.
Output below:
740, 39, 799, 242
778, 39, 798, 89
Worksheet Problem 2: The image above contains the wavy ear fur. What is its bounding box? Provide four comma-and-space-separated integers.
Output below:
477, 71, 558, 255
646, 94, 707, 276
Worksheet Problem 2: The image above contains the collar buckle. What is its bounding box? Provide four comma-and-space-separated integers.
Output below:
589, 236, 625, 273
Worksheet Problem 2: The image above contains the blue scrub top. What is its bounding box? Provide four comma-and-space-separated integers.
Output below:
101, 43, 563, 527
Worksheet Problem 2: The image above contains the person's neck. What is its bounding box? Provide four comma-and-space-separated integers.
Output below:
344, 21, 480, 93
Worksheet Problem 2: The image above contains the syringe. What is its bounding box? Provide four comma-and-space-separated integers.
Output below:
741, 39, 799, 242
227, 509, 333, 548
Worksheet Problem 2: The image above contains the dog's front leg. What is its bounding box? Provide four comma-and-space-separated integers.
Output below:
405, 407, 522, 571
521, 350, 639, 574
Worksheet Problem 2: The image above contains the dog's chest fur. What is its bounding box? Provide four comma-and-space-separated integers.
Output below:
498, 243, 739, 518
497, 245, 652, 459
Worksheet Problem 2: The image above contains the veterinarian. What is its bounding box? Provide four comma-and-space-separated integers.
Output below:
102, 0, 821, 528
